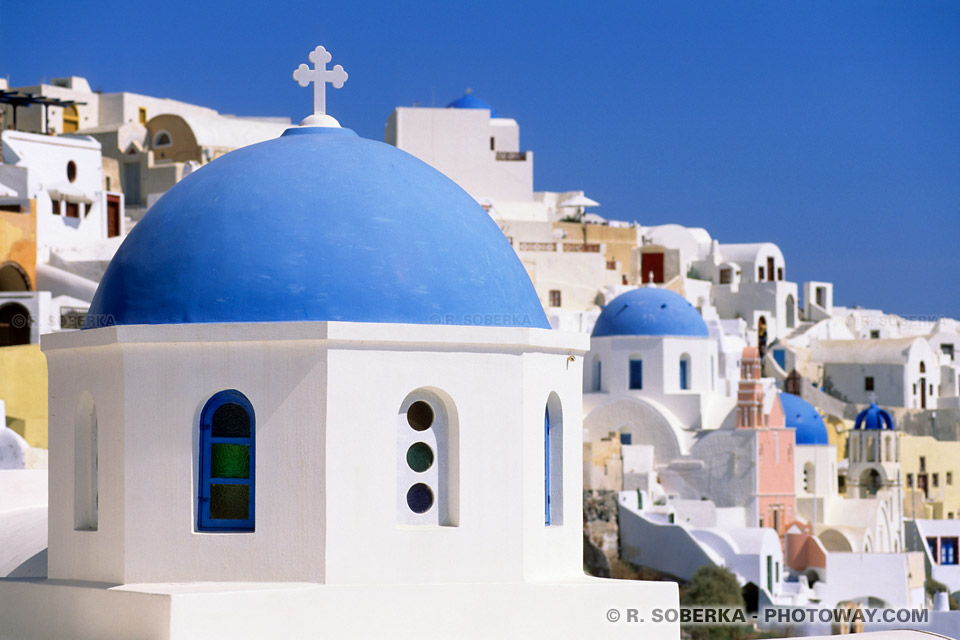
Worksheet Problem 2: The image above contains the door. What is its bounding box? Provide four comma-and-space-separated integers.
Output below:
123, 162, 141, 206
106, 195, 121, 237
641, 252, 664, 284
920, 377, 927, 409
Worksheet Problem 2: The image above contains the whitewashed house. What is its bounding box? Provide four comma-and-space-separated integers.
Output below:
811, 337, 941, 409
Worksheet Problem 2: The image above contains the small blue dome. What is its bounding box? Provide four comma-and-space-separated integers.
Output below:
446, 93, 499, 117
591, 288, 708, 338
779, 392, 829, 445
855, 403, 895, 430
85, 126, 547, 329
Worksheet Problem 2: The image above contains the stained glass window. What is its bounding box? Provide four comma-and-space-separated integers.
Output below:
198, 390, 255, 531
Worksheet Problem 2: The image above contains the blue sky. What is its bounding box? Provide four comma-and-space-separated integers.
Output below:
3, 1, 958, 318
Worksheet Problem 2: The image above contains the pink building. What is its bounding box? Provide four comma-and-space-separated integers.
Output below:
737, 347, 797, 540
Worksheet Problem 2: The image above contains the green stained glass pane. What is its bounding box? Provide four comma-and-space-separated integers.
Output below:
406, 442, 434, 473
211, 443, 250, 479
210, 484, 249, 520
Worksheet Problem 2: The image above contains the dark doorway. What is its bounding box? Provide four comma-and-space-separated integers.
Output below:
641, 252, 664, 284
107, 195, 121, 237
0, 302, 31, 346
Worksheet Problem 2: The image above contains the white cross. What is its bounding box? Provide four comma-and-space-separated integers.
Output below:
293, 45, 348, 116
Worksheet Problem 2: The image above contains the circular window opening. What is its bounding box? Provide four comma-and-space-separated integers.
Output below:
407, 401, 434, 431
406, 442, 434, 473
66, 161, 77, 183
406, 483, 434, 514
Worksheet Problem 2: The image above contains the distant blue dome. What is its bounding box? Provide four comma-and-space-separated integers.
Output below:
779, 392, 829, 445
855, 403, 895, 430
85, 126, 547, 329
446, 93, 499, 117
591, 288, 709, 338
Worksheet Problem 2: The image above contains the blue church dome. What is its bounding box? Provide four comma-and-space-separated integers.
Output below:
85, 126, 548, 329
779, 392, 830, 445
591, 288, 709, 338
854, 403, 895, 430
446, 93, 499, 117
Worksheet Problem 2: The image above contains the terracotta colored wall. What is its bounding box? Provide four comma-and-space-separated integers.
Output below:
786, 531, 827, 571
0, 199, 37, 288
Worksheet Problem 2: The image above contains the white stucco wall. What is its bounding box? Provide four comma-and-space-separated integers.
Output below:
386, 107, 533, 203
1, 131, 108, 261
42, 321, 589, 585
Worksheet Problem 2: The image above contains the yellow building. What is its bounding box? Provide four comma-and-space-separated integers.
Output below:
0, 343, 48, 448
900, 434, 960, 519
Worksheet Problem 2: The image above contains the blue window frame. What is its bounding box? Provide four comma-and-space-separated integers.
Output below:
942, 537, 958, 565
198, 390, 255, 532
629, 359, 643, 390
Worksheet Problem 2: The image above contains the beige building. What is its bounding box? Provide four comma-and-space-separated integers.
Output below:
900, 434, 960, 519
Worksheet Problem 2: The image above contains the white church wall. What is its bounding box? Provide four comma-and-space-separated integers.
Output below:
45, 338, 126, 583
43, 321, 588, 587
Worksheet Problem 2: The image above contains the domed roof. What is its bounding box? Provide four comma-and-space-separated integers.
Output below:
85, 126, 547, 329
855, 403, 895, 430
591, 288, 709, 338
446, 93, 499, 117
779, 392, 829, 445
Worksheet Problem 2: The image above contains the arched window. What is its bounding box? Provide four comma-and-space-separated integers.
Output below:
153, 130, 172, 147
74, 391, 98, 531
0, 262, 32, 292
786, 294, 796, 329
545, 392, 563, 526
679, 353, 691, 390
198, 390, 255, 532
920, 361, 926, 374
398, 389, 459, 526
592, 356, 602, 392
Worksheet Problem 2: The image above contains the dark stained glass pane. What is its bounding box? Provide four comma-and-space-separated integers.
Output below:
211, 444, 250, 479
406, 442, 434, 473
406, 483, 434, 514
212, 402, 250, 438
407, 401, 434, 431
210, 484, 249, 520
